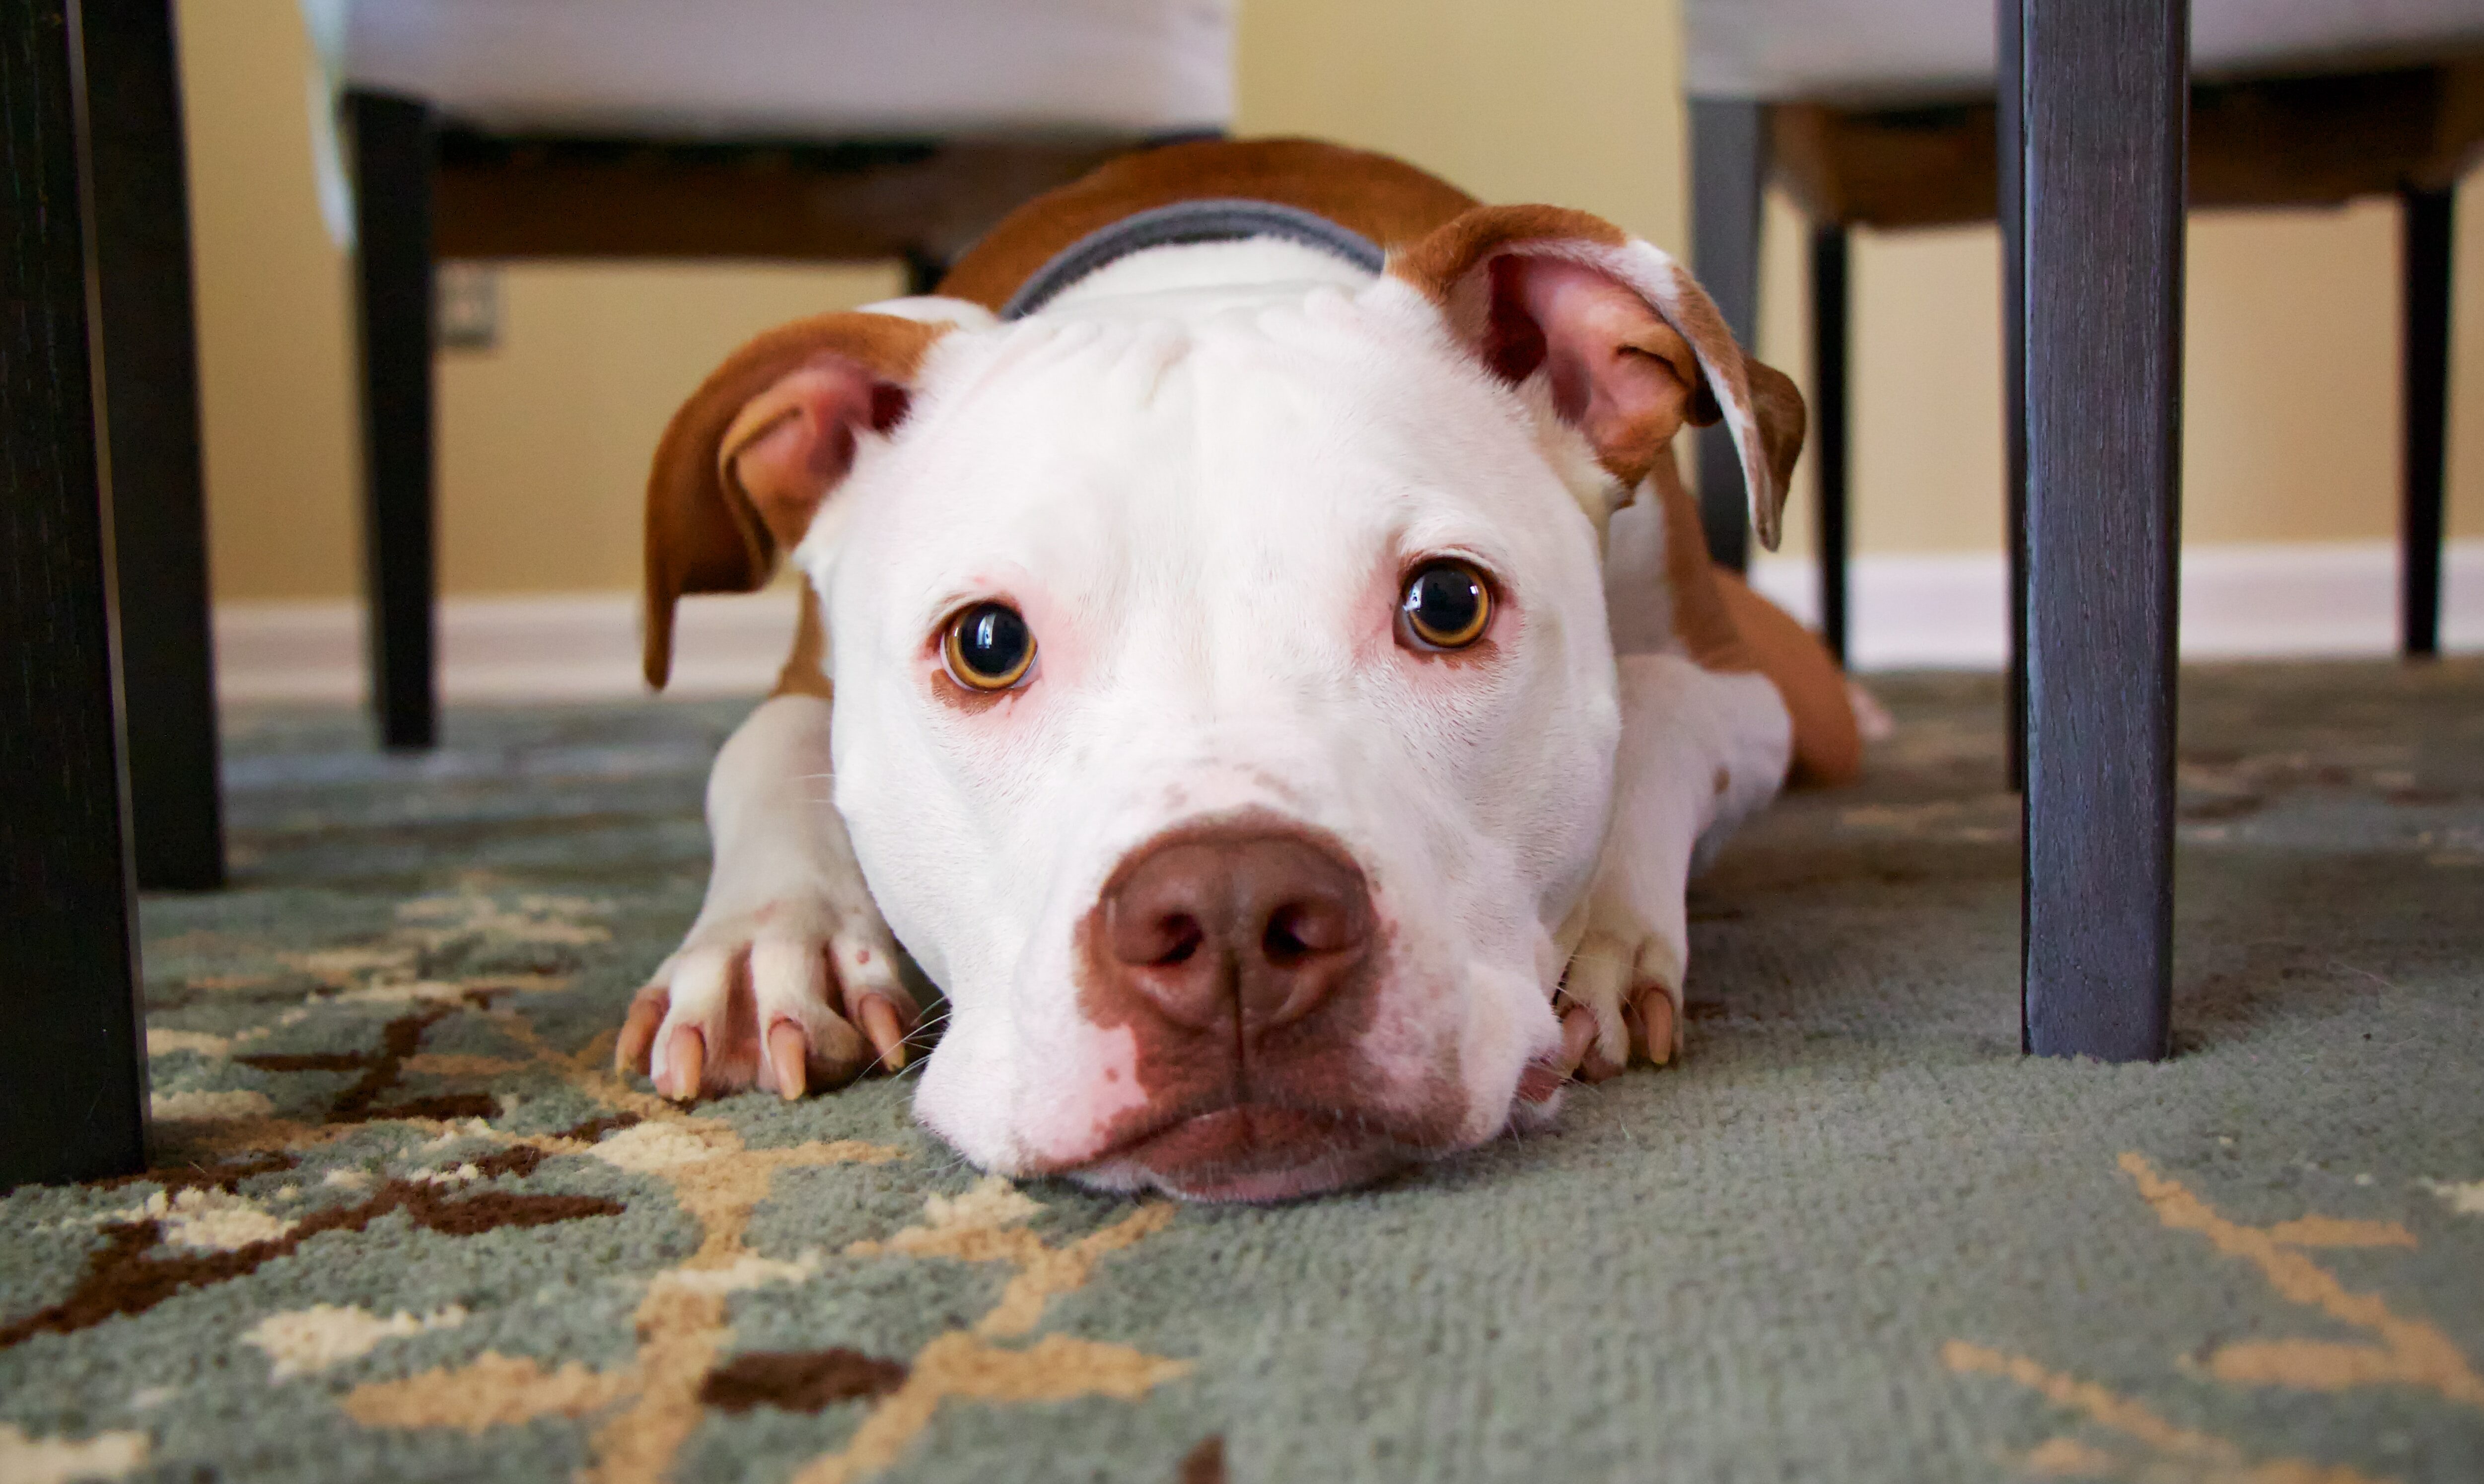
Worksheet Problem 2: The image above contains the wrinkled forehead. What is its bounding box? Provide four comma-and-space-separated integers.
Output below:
831, 290, 1584, 601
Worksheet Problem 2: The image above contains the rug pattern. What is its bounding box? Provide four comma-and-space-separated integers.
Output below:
2, 662, 2480, 1482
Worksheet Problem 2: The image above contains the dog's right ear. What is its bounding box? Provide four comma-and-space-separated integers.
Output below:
643, 311, 949, 689
1390, 206, 1797, 549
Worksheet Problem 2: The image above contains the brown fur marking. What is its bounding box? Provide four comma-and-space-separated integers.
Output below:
773, 582, 835, 701
1645, 256, 1783, 549
937, 138, 1480, 309
1714, 569, 1863, 787
1740, 356, 1808, 502
1387, 203, 1629, 303
1650, 463, 1757, 676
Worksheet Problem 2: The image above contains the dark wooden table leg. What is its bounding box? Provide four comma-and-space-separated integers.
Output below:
2, 0, 152, 1187
83, 0, 221, 889
1808, 221, 1851, 663
2010, 0, 2187, 1061
1998, 7, 2029, 791
2400, 184, 2452, 659
346, 89, 437, 749
1690, 95, 1765, 572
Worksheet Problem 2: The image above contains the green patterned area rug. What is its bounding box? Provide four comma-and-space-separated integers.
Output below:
3, 661, 2481, 1483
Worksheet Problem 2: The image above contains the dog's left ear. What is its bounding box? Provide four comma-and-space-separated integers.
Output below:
1391, 205, 1801, 549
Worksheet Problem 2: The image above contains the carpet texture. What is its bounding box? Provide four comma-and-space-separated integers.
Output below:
2, 660, 2480, 1483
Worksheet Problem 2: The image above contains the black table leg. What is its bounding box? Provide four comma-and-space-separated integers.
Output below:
346, 89, 437, 749
1809, 222, 1851, 663
1690, 95, 1765, 572
83, 0, 221, 890
2, 0, 152, 1188
2400, 184, 2452, 659
2009, 0, 2187, 1062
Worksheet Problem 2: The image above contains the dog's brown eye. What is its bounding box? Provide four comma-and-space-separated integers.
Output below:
942, 602, 1035, 691
1398, 561, 1491, 650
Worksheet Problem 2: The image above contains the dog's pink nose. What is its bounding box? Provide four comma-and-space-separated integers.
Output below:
1098, 828, 1374, 1034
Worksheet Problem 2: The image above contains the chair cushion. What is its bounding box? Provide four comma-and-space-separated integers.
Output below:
330, 0, 1231, 136
1687, 0, 2484, 100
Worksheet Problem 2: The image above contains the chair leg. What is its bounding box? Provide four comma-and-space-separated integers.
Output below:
2009, 0, 2186, 1062
1, 0, 153, 1188
347, 89, 439, 750
1689, 96, 1766, 572
1809, 223, 1851, 663
2401, 184, 2452, 659
903, 245, 948, 297
86, 0, 224, 891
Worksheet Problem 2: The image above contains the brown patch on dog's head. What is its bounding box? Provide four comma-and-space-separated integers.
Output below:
935, 137, 1481, 310
643, 312, 947, 688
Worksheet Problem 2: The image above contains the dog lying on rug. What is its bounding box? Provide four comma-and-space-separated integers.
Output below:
616, 139, 1862, 1201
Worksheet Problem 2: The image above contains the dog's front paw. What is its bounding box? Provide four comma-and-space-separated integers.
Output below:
616, 901, 917, 1102
1546, 652, 1779, 1084
1555, 912, 1686, 1083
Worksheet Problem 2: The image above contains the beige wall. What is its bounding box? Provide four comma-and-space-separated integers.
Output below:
181, 0, 2479, 604
1757, 183, 2484, 560
178, 0, 358, 602
1234, 0, 1685, 251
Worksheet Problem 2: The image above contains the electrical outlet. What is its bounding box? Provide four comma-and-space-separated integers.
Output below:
436, 262, 502, 351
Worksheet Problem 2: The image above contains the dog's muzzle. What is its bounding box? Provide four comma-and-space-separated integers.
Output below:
1065, 818, 1450, 1200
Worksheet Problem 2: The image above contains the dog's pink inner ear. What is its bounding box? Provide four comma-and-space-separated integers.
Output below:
1481, 254, 1715, 487
720, 357, 913, 552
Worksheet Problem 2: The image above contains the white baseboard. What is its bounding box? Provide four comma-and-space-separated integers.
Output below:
1749, 539, 2484, 671
213, 540, 2481, 704
213, 589, 801, 704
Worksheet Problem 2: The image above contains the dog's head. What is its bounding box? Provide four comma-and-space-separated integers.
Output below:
645, 208, 1793, 1200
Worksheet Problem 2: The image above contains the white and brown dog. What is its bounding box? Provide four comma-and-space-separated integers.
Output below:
617, 140, 1862, 1201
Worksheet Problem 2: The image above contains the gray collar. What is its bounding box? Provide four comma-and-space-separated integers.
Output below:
999, 198, 1385, 320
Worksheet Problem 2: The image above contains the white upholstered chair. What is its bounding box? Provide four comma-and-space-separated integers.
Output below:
315, 0, 1235, 748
